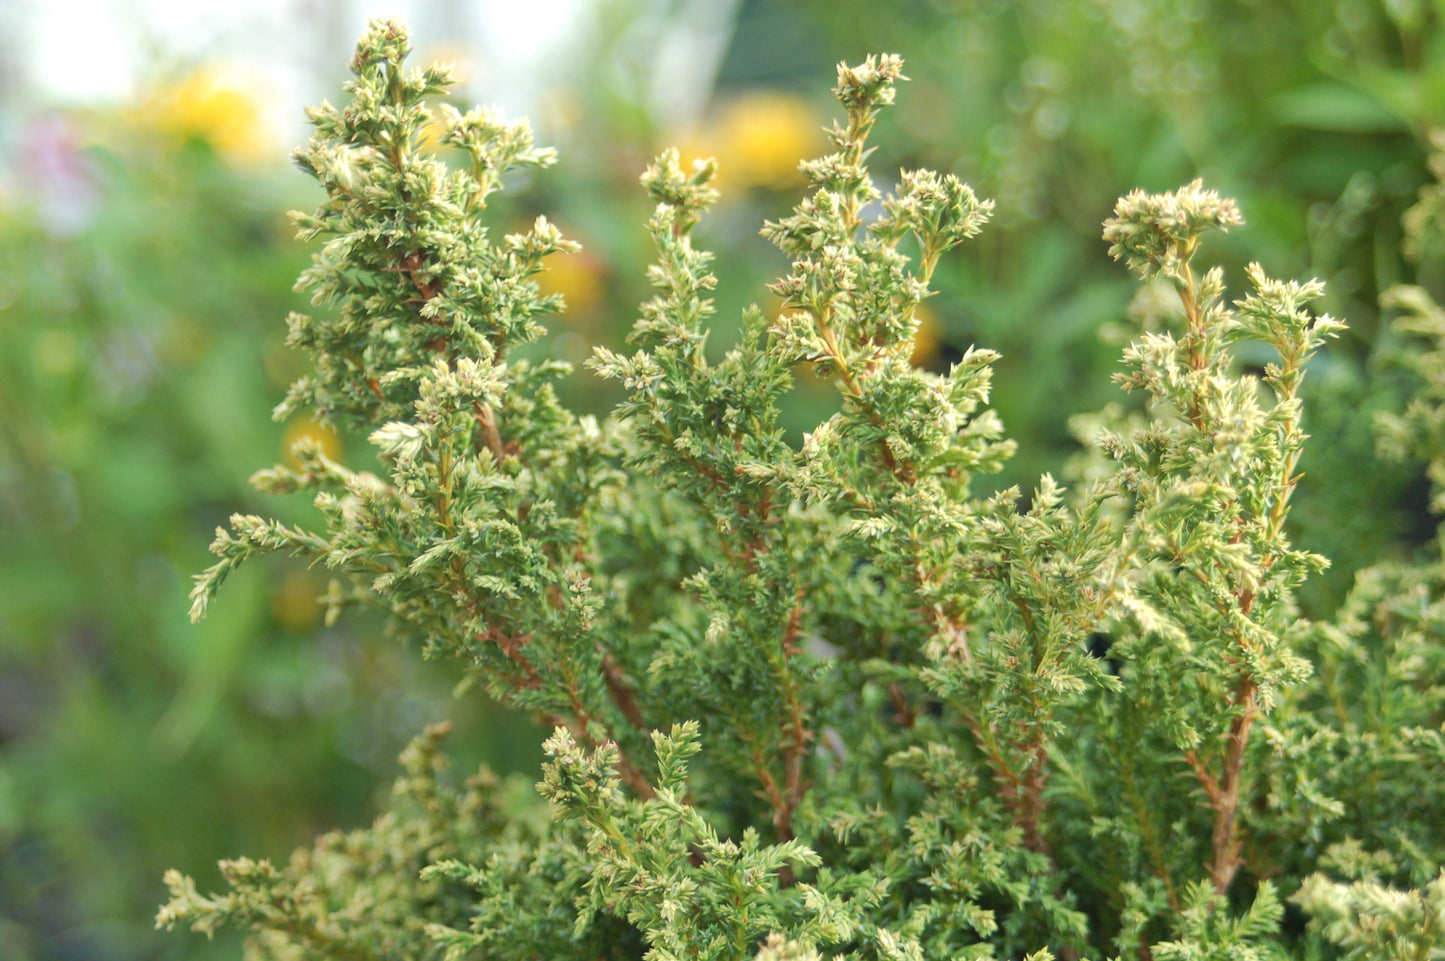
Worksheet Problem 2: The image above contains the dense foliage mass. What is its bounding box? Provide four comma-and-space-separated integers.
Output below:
159, 20, 1445, 960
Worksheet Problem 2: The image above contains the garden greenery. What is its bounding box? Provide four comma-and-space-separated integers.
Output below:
158, 19, 1445, 960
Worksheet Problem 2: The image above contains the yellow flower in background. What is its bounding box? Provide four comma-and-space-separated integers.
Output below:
536, 248, 606, 321
416, 116, 450, 153
282, 416, 343, 468
723, 92, 821, 190
414, 47, 469, 154
769, 294, 941, 369
272, 568, 325, 634
141, 67, 271, 165
675, 91, 822, 193
909, 303, 942, 368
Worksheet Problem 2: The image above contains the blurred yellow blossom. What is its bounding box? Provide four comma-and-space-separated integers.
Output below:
272, 567, 325, 634
536, 248, 606, 320
770, 292, 940, 368
138, 67, 271, 165
282, 416, 342, 468
675, 91, 822, 193
909, 302, 942, 367
414, 48, 468, 154
417, 116, 449, 153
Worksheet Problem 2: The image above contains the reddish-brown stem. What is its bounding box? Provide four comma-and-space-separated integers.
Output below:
888, 682, 917, 727
600, 653, 648, 734
478, 624, 545, 691
1182, 670, 1259, 894
542, 575, 654, 799
651, 419, 728, 489
962, 713, 1026, 828
560, 673, 655, 801
779, 589, 805, 657
748, 739, 799, 888
397, 249, 442, 302
400, 247, 516, 470
959, 706, 1053, 858
473, 401, 506, 465
613, 757, 655, 801
749, 743, 790, 838
737, 595, 811, 850
1018, 735, 1052, 858
737, 488, 774, 574
1209, 680, 1258, 892
778, 592, 812, 821
463, 584, 652, 799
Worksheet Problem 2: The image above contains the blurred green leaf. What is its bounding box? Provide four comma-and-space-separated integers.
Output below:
1271, 82, 1407, 133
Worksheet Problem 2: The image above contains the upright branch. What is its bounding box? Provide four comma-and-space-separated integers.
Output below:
759, 56, 1122, 876
1101, 180, 1344, 894
590, 150, 818, 843
762, 55, 1010, 666
189, 18, 655, 797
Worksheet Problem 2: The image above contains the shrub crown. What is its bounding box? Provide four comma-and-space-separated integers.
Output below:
160, 19, 1445, 961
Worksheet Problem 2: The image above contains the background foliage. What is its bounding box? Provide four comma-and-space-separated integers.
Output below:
2, 1, 1443, 958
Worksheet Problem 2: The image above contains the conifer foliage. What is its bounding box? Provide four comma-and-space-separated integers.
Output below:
161, 19, 1445, 960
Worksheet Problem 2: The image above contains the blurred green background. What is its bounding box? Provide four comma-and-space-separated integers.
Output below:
2, 1, 1443, 958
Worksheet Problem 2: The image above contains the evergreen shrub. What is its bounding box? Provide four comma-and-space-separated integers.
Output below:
159, 20, 1445, 960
